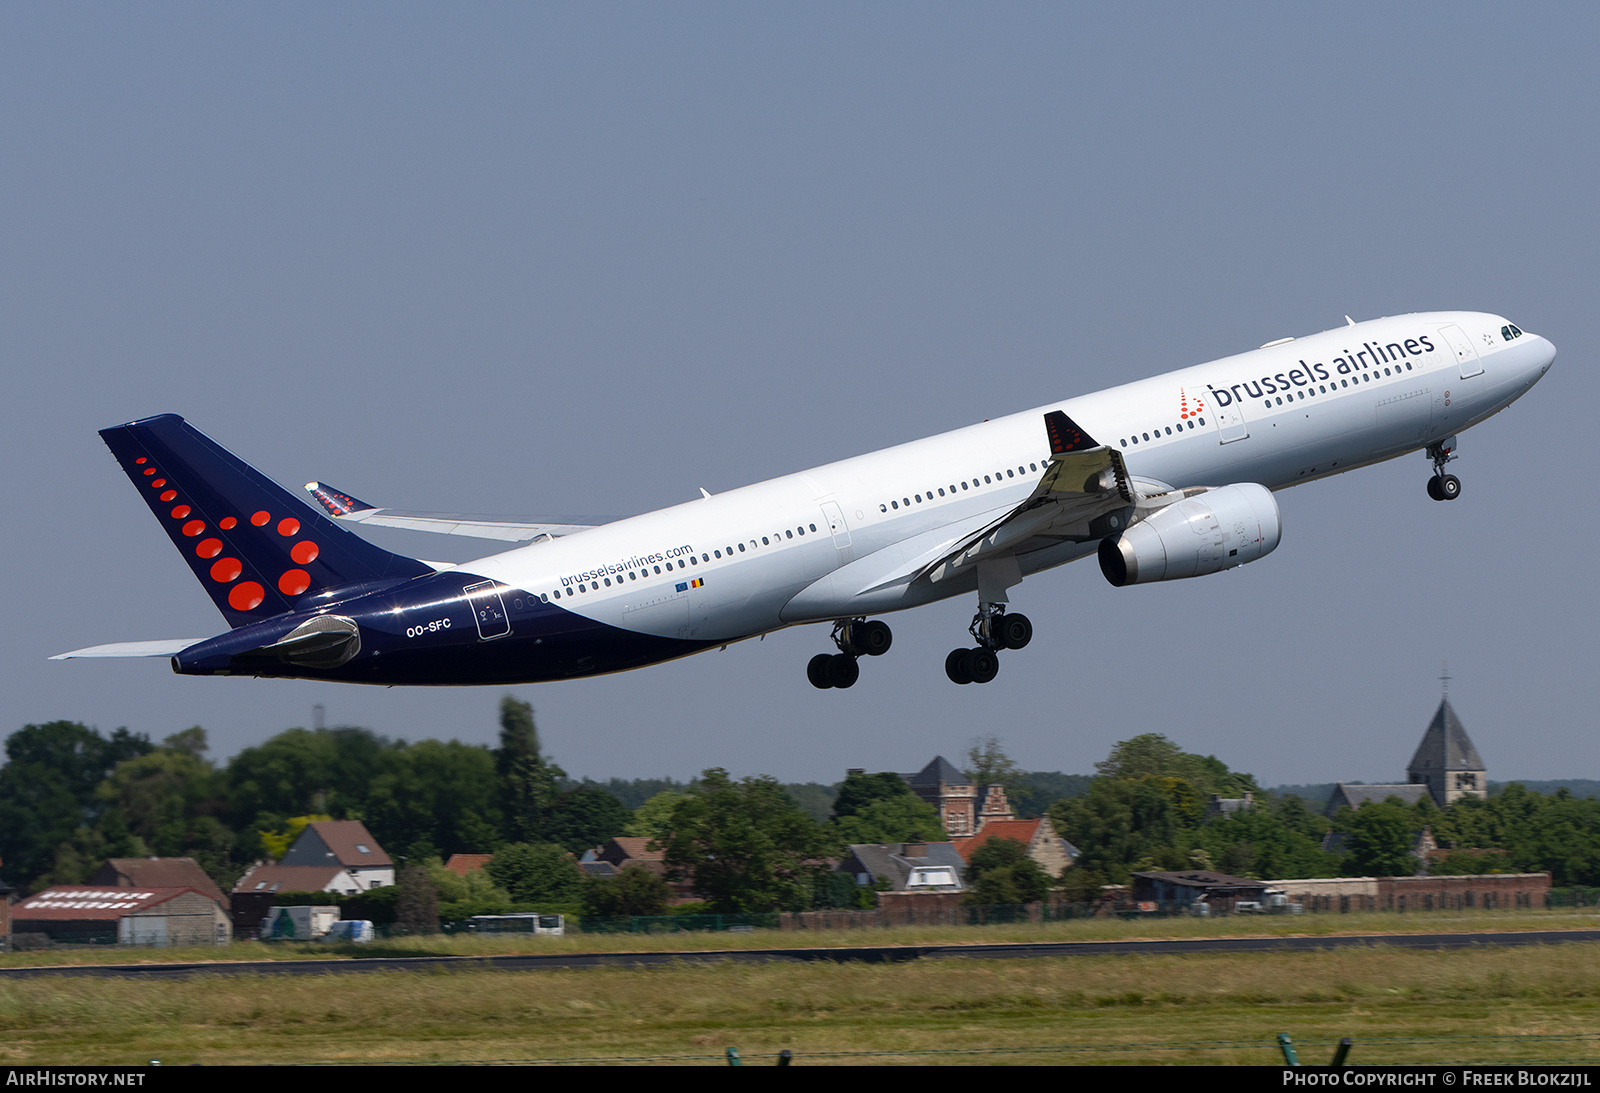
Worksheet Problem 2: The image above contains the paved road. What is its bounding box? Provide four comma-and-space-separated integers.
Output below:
4, 929, 1599, 980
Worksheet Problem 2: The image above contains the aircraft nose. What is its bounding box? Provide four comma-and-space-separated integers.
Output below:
1531, 335, 1557, 380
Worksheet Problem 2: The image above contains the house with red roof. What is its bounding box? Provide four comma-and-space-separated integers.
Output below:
952, 816, 1078, 877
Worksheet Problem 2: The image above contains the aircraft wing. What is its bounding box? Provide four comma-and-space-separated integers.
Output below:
304, 482, 620, 543
51, 640, 208, 659
918, 411, 1136, 584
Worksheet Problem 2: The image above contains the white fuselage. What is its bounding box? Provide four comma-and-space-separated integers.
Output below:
466, 312, 1554, 649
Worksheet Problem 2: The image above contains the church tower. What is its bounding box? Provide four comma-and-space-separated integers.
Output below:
1407, 696, 1487, 807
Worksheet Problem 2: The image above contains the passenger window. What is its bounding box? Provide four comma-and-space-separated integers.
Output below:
960, 482, 969, 490
810, 524, 817, 532
762, 537, 770, 545
786, 530, 793, 539
738, 543, 745, 552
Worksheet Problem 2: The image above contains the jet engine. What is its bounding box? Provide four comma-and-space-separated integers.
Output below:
1097, 483, 1281, 586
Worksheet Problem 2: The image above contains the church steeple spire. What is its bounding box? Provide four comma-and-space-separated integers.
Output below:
1407, 683, 1487, 806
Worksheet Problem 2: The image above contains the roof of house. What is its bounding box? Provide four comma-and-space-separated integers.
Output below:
14, 886, 210, 921
93, 857, 226, 907
953, 818, 1041, 861
443, 854, 493, 877
1408, 697, 1485, 774
300, 820, 393, 867
1326, 783, 1433, 816
598, 837, 666, 864
1130, 870, 1269, 892
231, 864, 350, 894
842, 842, 966, 891
905, 756, 970, 789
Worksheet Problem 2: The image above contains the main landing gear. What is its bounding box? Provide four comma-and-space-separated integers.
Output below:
1426, 437, 1461, 502
807, 618, 893, 689
945, 603, 1031, 685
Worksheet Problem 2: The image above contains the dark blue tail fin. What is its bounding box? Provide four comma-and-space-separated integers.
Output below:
100, 415, 432, 627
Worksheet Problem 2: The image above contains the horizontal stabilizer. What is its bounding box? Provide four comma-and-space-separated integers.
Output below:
51, 639, 207, 660
304, 481, 617, 542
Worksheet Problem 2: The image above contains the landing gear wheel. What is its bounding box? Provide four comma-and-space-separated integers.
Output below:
857, 620, 893, 656
968, 648, 1000, 684
1440, 474, 1460, 501
945, 648, 973, 685
807, 653, 835, 689
1427, 475, 1444, 501
996, 613, 1033, 650
826, 653, 860, 689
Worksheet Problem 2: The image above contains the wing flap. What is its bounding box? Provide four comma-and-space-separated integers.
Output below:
918, 411, 1135, 584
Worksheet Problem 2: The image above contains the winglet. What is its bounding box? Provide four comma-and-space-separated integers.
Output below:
305, 481, 376, 518
1043, 410, 1100, 455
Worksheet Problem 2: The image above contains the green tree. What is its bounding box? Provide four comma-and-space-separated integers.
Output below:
495, 698, 564, 843
394, 861, 440, 934
962, 837, 1053, 906
362, 738, 503, 858
486, 842, 584, 905
1338, 799, 1419, 876
662, 769, 833, 913
965, 735, 1026, 801
580, 863, 673, 917
830, 771, 946, 844
544, 787, 631, 854
626, 791, 688, 842
1095, 733, 1258, 799
225, 725, 390, 825
0, 721, 152, 886
426, 858, 513, 919
1051, 776, 1187, 883
1193, 794, 1340, 879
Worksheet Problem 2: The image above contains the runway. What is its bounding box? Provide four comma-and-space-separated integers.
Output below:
4, 928, 1599, 980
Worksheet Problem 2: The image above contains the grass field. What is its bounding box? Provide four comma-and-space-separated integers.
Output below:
3, 910, 1600, 1065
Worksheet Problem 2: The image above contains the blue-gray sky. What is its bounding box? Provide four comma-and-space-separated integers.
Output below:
4, 4, 1593, 787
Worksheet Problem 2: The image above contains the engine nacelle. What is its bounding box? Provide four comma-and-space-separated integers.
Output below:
1098, 483, 1281, 586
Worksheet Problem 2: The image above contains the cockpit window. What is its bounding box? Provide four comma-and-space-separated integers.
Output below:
1501, 324, 1524, 341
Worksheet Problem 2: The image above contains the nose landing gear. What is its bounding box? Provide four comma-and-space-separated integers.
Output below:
1426, 438, 1461, 502
806, 618, 892, 689
945, 603, 1031, 685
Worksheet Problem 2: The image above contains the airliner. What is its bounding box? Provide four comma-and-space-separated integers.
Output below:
55, 311, 1554, 688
